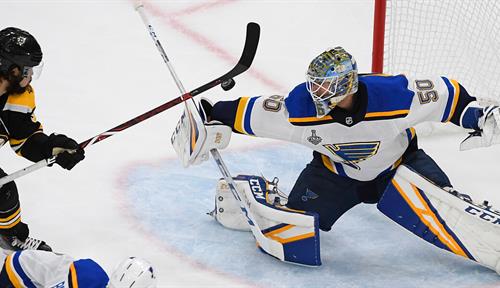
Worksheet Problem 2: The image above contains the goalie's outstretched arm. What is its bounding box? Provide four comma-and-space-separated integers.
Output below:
402, 76, 499, 150
207, 95, 296, 141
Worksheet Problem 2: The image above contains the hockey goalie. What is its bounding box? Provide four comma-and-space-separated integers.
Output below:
171, 46, 500, 274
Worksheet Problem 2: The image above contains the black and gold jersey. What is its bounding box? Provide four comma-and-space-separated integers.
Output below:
0, 86, 49, 162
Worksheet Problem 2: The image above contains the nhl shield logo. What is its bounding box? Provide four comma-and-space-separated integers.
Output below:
346, 117, 353, 125
307, 130, 322, 145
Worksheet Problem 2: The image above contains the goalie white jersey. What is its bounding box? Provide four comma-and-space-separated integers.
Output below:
213, 74, 471, 181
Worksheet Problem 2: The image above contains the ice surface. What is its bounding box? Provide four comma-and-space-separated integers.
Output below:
1, 0, 500, 287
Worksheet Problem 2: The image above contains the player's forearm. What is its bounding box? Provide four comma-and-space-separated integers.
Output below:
15, 132, 49, 162
211, 98, 247, 134
448, 82, 479, 128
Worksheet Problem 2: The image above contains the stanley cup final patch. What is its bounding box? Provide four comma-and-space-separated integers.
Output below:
307, 130, 323, 145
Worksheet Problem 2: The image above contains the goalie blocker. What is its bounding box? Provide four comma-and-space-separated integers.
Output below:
378, 165, 500, 274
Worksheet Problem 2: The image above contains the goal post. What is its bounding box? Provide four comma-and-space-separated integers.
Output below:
371, 0, 386, 74
371, 0, 500, 105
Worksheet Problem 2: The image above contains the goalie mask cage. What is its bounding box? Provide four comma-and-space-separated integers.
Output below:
372, 0, 500, 106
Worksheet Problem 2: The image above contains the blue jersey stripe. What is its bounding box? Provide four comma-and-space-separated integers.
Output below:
405, 128, 413, 143
334, 162, 347, 177
244, 97, 257, 135
12, 252, 36, 288
441, 77, 455, 122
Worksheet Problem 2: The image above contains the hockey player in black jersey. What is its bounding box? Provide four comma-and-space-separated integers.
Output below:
0, 27, 85, 251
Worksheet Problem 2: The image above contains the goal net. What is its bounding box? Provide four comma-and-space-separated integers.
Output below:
372, 0, 500, 109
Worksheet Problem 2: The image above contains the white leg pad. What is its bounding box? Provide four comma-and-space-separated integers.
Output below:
210, 175, 321, 266
213, 180, 252, 231
378, 165, 500, 274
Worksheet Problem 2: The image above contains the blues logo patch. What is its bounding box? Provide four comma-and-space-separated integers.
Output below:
323, 141, 380, 170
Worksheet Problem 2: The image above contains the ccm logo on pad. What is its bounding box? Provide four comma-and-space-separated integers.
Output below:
465, 206, 500, 225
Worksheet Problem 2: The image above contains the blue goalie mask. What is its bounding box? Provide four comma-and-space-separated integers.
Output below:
305, 46, 358, 106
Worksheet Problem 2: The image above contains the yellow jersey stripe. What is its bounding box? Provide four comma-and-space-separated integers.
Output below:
409, 127, 416, 139
0, 217, 22, 230
446, 79, 461, 122
5, 89, 36, 114
0, 207, 22, 229
289, 115, 333, 123
321, 155, 337, 174
365, 109, 409, 118
0, 208, 21, 222
8, 138, 25, 146
234, 97, 250, 134
278, 206, 307, 214
5, 255, 23, 288
70, 263, 79, 288
391, 157, 403, 170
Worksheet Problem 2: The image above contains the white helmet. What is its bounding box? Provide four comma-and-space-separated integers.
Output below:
108, 257, 157, 288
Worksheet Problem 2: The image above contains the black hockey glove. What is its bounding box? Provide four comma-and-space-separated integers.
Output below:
199, 97, 214, 122
45, 133, 85, 170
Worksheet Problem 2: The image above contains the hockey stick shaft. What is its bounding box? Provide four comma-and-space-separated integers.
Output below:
0, 11, 259, 187
135, 2, 188, 98
135, 4, 282, 257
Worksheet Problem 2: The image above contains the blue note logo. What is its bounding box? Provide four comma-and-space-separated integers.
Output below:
323, 141, 380, 170
301, 188, 319, 202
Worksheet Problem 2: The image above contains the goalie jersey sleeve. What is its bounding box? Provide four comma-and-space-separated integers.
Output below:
0, 250, 109, 288
397, 75, 477, 129
212, 95, 296, 141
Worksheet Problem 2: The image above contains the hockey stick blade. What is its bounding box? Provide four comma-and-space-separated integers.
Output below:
0, 22, 261, 186
189, 22, 260, 97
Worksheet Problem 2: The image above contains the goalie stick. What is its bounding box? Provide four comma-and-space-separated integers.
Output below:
134, 3, 291, 263
0, 18, 260, 187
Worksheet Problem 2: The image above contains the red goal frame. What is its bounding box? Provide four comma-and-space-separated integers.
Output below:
371, 0, 386, 73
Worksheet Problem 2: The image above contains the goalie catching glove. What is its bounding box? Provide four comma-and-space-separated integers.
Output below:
460, 104, 500, 150
171, 98, 232, 167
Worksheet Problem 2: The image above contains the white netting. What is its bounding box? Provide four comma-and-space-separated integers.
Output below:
383, 0, 500, 106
